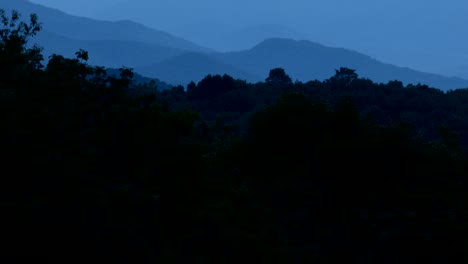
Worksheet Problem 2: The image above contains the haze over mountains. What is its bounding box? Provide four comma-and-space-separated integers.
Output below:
136, 39, 468, 90
6, 0, 468, 90
31, 0, 468, 79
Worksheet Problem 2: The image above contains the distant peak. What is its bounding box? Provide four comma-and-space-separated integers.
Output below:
252, 38, 324, 50
259, 37, 298, 44
115, 19, 136, 24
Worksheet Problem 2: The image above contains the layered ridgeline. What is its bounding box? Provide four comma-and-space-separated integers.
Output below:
71, 0, 468, 79
7, 0, 468, 91
0, 0, 211, 67
138, 38, 468, 90
217, 39, 468, 90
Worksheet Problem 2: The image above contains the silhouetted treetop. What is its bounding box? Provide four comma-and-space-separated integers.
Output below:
266, 67, 292, 85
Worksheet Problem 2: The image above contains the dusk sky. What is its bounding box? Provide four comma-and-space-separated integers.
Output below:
29, 0, 468, 78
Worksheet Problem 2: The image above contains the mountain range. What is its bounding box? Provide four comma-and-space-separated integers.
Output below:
2, 0, 209, 52
4, 0, 468, 90
58, 0, 468, 79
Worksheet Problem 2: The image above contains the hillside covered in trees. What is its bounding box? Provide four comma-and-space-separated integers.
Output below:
2, 10, 468, 263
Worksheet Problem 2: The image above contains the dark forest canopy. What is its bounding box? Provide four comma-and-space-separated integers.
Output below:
1, 10, 468, 263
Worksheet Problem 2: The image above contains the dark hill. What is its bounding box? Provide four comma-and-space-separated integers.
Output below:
1, 0, 211, 52
217, 38, 468, 90
34, 30, 184, 69
137, 38, 468, 90
136, 53, 261, 85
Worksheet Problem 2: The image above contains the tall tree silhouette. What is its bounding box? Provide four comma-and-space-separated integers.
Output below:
266, 68, 292, 85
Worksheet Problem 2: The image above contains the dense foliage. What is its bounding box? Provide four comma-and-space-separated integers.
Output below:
2, 11, 468, 263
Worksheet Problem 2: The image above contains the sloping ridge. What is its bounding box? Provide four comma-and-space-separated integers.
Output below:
34, 30, 185, 68
0, 0, 211, 53
136, 52, 261, 85
135, 38, 468, 89
3, 2, 467, 90
217, 38, 468, 90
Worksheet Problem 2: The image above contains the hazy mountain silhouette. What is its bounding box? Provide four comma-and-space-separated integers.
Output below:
136, 53, 261, 85
202, 24, 308, 52
34, 30, 185, 68
1, 0, 211, 53
105, 68, 172, 90
76, 0, 468, 79
137, 38, 468, 90
216, 38, 468, 90
5, 1, 467, 90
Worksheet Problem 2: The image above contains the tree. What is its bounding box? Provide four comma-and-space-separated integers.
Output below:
334, 67, 358, 80
75, 49, 89, 63
326, 67, 358, 88
0, 9, 43, 89
266, 68, 292, 85
188, 74, 236, 100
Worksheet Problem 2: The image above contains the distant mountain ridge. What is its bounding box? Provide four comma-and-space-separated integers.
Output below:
215, 38, 468, 90
34, 30, 185, 68
136, 52, 261, 85
88, 0, 468, 79
1, 0, 211, 52
2, 1, 468, 91
139, 38, 468, 90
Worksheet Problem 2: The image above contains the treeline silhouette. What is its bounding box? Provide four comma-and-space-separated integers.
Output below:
1, 10, 468, 263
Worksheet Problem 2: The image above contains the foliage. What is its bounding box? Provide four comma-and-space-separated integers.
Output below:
2, 11, 468, 263
266, 67, 293, 85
